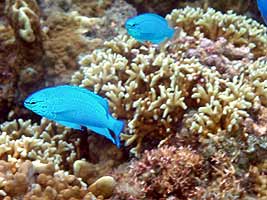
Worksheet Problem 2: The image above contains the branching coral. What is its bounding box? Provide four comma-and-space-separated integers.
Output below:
186, 58, 267, 136
167, 7, 267, 57
72, 35, 199, 155
0, 118, 76, 169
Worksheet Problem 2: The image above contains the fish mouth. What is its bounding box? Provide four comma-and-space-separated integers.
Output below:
125, 23, 132, 29
24, 101, 37, 105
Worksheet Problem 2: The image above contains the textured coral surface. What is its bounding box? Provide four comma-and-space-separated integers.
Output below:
1, 0, 267, 199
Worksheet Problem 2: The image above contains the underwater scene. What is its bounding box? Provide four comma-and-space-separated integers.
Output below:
1, 0, 267, 199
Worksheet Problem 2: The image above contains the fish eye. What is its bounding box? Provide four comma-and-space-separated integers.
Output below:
25, 101, 37, 105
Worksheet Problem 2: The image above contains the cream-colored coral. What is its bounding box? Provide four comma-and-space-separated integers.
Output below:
0, 118, 76, 170
9, 0, 39, 42
72, 34, 200, 155
166, 7, 267, 57
187, 59, 267, 135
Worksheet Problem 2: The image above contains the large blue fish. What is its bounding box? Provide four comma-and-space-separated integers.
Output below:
257, 0, 267, 25
24, 85, 124, 148
125, 13, 175, 44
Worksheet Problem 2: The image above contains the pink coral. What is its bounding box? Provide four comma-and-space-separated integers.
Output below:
114, 146, 204, 199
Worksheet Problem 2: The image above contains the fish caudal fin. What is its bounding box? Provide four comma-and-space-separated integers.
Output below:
109, 117, 124, 148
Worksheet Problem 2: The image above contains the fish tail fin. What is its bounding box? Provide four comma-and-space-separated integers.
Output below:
109, 117, 124, 148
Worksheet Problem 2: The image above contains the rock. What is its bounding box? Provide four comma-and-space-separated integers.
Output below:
88, 176, 116, 198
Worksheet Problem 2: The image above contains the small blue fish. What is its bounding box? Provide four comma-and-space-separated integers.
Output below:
125, 13, 175, 44
257, 0, 267, 24
24, 85, 124, 148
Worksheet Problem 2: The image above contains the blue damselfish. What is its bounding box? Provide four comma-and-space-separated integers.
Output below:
24, 85, 124, 148
125, 13, 175, 44
257, 0, 267, 25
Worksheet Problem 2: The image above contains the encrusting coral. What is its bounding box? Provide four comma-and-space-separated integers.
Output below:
42, 10, 104, 85
0, 158, 113, 200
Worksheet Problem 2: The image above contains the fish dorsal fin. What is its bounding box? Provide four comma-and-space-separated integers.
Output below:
55, 85, 109, 111
144, 13, 167, 23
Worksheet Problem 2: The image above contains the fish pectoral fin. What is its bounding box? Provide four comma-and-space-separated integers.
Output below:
56, 120, 82, 130
86, 125, 115, 144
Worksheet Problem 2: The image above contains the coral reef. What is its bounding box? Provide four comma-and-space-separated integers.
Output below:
0, 25, 16, 120
1, 2, 267, 199
42, 0, 136, 85
0, 0, 43, 121
71, 7, 267, 156
72, 35, 189, 155
70, 6, 267, 198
